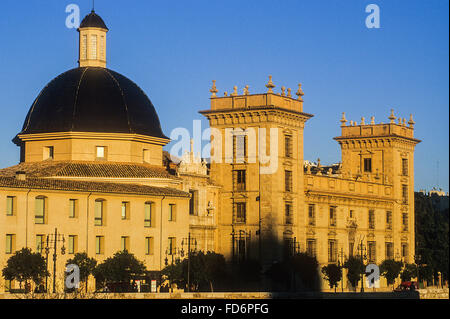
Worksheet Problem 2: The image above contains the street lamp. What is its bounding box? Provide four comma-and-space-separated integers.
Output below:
181, 232, 197, 292
337, 247, 347, 292
45, 228, 66, 293
356, 240, 367, 292
164, 246, 183, 293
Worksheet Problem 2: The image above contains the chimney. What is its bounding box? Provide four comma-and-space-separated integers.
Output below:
15, 171, 26, 181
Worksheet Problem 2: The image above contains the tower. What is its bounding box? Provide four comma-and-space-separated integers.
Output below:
334, 111, 420, 263
78, 10, 108, 68
200, 78, 313, 268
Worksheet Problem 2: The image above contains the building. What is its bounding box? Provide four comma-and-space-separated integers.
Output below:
0, 10, 420, 292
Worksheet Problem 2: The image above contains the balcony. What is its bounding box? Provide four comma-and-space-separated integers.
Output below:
189, 214, 216, 229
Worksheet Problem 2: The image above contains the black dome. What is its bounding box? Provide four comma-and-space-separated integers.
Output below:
18, 67, 167, 139
79, 10, 108, 30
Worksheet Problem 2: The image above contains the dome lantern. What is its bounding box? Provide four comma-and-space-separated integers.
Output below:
78, 10, 108, 68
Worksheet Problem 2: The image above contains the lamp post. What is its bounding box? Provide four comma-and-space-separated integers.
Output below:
337, 247, 346, 292
357, 240, 367, 292
45, 228, 66, 293
164, 246, 183, 293
181, 232, 197, 292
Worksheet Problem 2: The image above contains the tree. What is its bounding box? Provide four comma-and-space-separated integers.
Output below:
66, 252, 97, 291
93, 251, 146, 292
343, 256, 365, 289
322, 264, 342, 292
2, 248, 49, 292
379, 259, 403, 289
401, 263, 418, 282
290, 253, 320, 291
161, 251, 229, 292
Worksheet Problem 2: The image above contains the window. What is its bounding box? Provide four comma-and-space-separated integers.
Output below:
6, 234, 15, 254
235, 202, 246, 224
44, 146, 54, 160
35, 196, 46, 224
401, 243, 409, 262
328, 240, 337, 263
145, 237, 154, 255
349, 210, 354, 219
402, 213, 408, 231
68, 235, 77, 254
95, 236, 104, 255
285, 170, 293, 192
233, 134, 246, 162
6, 196, 15, 216
308, 204, 315, 226
100, 35, 105, 58
285, 135, 293, 158
402, 158, 408, 176
91, 35, 97, 59
368, 210, 375, 229
349, 242, 354, 257
144, 202, 154, 227
95, 199, 104, 226
368, 241, 376, 263
402, 185, 408, 203
306, 239, 316, 257
36, 235, 45, 254
168, 204, 176, 221
364, 158, 372, 172
168, 237, 176, 255
143, 149, 149, 163
329, 206, 337, 226
81, 34, 87, 59
285, 202, 293, 225
189, 190, 198, 215
121, 236, 129, 252
121, 202, 129, 220
234, 170, 246, 191
69, 199, 77, 218
385, 242, 394, 260
386, 211, 392, 230
96, 146, 106, 159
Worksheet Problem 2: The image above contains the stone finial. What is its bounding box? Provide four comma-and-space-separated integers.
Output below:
340, 112, 347, 126
398, 118, 402, 125
403, 118, 407, 126
361, 117, 365, 125
296, 83, 304, 101
281, 86, 286, 96
317, 158, 321, 168
243, 85, 249, 95
408, 114, 415, 127
306, 164, 311, 174
327, 168, 332, 175
266, 75, 275, 93
209, 80, 218, 97
230, 86, 238, 96
388, 109, 396, 124
370, 116, 375, 125
287, 88, 292, 97
224, 91, 228, 96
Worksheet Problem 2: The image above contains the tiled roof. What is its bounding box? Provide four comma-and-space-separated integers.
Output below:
0, 161, 178, 179
0, 176, 189, 198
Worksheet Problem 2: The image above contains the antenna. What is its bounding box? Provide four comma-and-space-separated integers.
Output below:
437, 160, 440, 188
92, 0, 95, 11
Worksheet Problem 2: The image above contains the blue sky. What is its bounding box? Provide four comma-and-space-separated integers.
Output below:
0, 0, 448, 191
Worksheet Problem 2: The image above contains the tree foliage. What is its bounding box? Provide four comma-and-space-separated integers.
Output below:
93, 251, 146, 290
401, 263, 418, 282
415, 192, 449, 282
379, 259, 403, 288
161, 251, 229, 292
343, 256, 365, 288
2, 248, 49, 291
321, 264, 342, 291
66, 252, 97, 291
